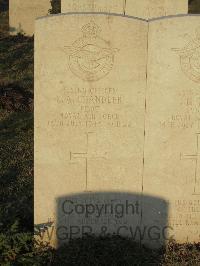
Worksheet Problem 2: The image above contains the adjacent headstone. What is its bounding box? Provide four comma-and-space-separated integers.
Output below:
144, 15, 200, 244
9, 0, 51, 36
35, 13, 200, 247
126, 0, 188, 19
61, 0, 188, 19
61, 0, 126, 14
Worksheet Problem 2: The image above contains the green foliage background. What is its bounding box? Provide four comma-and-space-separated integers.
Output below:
0, 0, 200, 265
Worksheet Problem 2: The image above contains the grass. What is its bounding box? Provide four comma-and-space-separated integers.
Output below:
45, 237, 200, 266
0, 11, 8, 36
0, 1, 200, 265
0, 28, 33, 90
1, 234, 200, 265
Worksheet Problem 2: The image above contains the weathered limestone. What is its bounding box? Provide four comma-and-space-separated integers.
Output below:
144, 15, 200, 244
35, 14, 150, 246
34, 13, 200, 247
61, 0, 188, 19
126, 0, 188, 19
61, 0, 125, 14
9, 0, 51, 36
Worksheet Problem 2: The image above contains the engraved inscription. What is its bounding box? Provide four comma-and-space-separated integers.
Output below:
147, 0, 166, 18
64, 0, 123, 13
48, 86, 131, 129
169, 200, 200, 237
159, 90, 200, 130
65, 21, 119, 81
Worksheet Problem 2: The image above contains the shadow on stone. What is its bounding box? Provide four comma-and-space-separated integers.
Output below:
46, 191, 171, 264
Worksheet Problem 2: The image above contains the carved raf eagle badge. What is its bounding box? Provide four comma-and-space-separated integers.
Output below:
173, 27, 200, 83
65, 21, 119, 82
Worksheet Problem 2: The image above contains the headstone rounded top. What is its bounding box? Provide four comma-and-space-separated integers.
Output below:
61, 0, 188, 19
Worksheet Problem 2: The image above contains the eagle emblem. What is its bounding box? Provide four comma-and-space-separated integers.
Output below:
173, 27, 200, 83
65, 21, 119, 82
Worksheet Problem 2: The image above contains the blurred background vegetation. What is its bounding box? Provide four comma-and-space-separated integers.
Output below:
0, 0, 200, 265
189, 0, 200, 13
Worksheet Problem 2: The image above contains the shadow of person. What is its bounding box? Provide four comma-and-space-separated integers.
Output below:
35, 191, 173, 264
52, 234, 165, 265
56, 192, 172, 248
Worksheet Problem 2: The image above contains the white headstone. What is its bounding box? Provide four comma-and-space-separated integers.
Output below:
144, 15, 200, 244
35, 13, 151, 246
9, 0, 51, 36
126, 0, 188, 19
61, 0, 188, 19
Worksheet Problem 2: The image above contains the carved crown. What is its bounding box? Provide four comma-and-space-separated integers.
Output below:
82, 21, 101, 37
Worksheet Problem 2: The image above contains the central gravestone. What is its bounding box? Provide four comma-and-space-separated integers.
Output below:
35, 14, 162, 247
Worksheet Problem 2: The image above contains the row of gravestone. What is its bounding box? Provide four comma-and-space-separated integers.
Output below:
19, 0, 200, 249
10, 0, 188, 35
35, 14, 200, 248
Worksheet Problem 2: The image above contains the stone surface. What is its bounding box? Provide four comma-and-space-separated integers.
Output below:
35, 13, 151, 246
35, 13, 200, 247
61, 0, 188, 19
126, 0, 188, 19
61, 0, 125, 14
144, 15, 200, 244
9, 0, 51, 36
